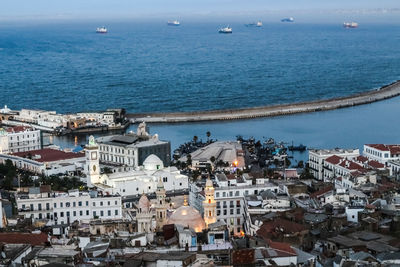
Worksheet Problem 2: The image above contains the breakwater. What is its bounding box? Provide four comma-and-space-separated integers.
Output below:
127, 80, 400, 123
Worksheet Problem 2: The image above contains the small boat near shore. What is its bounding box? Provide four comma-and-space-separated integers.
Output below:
288, 142, 307, 152
96, 26, 107, 33
219, 26, 232, 33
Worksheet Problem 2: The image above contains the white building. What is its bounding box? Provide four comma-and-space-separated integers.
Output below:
97, 125, 171, 168
0, 148, 85, 176
189, 173, 280, 236
364, 144, 400, 165
16, 187, 122, 225
308, 148, 360, 180
86, 136, 187, 196
0, 126, 41, 154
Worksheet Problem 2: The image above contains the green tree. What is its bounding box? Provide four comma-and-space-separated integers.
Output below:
193, 136, 198, 144
210, 156, 216, 164
186, 154, 192, 167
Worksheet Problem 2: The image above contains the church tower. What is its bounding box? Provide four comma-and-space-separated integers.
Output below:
85, 135, 100, 187
203, 177, 217, 227
155, 178, 167, 231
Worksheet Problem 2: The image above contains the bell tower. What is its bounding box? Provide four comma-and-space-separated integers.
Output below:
203, 177, 217, 227
85, 135, 100, 187
155, 178, 167, 231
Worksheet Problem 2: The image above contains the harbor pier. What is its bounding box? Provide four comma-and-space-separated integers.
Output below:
127, 80, 400, 123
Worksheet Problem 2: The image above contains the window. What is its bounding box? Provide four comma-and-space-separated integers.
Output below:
30, 204, 34, 211
223, 210, 227, 215
217, 210, 221, 216
237, 208, 240, 214
80, 211, 83, 216
115, 210, 118, 216
78, 201, 82, 207
108, 201, 110, 206
93, 211, 97, 217
115, 200, 118, 205
46, 203, 50, 210
60, 212, 64, 217
100, 201, 103, 206
86, 210, 89, 216
73, 211, 76, 216
235, 191, 240, 196
66, 202, 70, 207
229, 191, 233, 197
216, 192, 220, 198
66, 211, 70, 217
223, 192, 226, 197
108, 210, 111, 216
54, 203, 57, 208
73, 202, 76, 207
86, 201, 89, 206
38, 204, 42, 210
93, 202, 96, 207
163, 177, 168, 182
100, 210, 104, 216
230, 209, 234, 215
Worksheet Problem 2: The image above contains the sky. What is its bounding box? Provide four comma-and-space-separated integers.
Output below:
1, 0, 400, 22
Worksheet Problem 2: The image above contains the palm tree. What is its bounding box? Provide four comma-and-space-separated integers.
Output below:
193, 135, 198, 144
206, 131, 211, 142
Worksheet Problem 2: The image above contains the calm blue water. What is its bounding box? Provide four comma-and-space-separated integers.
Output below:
46, 95, 400, 165
0, 21, 399, 113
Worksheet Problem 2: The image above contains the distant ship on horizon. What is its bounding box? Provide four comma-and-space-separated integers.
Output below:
343, 22, 358, 28
96, 27, 107, 33
167, 20, 180, 26
219, 26, 232, 34
245, 21, 263, 27
281, 17, 294, 22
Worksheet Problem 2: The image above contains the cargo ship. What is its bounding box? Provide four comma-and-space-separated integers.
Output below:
167, 20, 180, 26
343, 22, 358, 28
96, 27, 107, 33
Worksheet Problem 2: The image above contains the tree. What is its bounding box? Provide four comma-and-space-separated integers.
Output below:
206, 131, 211, 142
193, 136, 198, 144
186, 154, 192, 167
210, 156, 216, 163
297, 160, 304, 169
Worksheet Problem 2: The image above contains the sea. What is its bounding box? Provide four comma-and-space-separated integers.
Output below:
1, 21, 400, 162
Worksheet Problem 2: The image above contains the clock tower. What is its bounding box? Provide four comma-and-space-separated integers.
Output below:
203, 177, 217, 227
85, 135, 100, 187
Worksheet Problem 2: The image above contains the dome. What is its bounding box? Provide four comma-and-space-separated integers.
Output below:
138, 194, 151, 213
167, 206, 206, 232
143, 154, 164, 171
206, 178, 213, 187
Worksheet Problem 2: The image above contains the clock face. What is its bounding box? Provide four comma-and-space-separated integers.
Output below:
91, 152, 97, 160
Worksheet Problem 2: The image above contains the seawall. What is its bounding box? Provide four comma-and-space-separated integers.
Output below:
127, 80, 400, 123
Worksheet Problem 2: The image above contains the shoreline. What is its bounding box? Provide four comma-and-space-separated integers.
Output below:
127, 80, 400, 123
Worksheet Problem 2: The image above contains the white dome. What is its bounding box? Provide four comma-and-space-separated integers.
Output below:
143, 154, 164, 171
167, 206, 206, 233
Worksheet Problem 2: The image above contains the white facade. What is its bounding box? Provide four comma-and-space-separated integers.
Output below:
16, 189, 122, 225
0, 127, 41, 154
364, 144, 400, 165
308, 148, 360, 180
345, 206, 364, 223
190, 176, 280, 236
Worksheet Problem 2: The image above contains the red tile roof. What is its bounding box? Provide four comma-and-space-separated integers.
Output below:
367, 160, 385, 169
6, 126, 32, 133
338, 160, 364, 171
366, 144, 400, 155
256, 218, 306, 241
12, 148, 84, 163
356, 156, 369, 163
267, 240, 297, 256
232, 249, 255, 265
325, 155, 343, 165
0, 232, 48, 246
310, 185, 334, 199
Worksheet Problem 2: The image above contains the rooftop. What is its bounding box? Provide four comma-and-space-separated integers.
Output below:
12, 148, 84, 163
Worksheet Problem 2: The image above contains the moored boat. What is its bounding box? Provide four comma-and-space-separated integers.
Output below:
343, 22, 358, 28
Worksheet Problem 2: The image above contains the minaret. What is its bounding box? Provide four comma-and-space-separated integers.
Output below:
203, 177, 217, 227
85, 135, 100, 187
155, 178, 167, 231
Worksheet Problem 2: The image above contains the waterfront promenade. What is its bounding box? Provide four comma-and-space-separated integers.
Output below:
128, 80, 400, 123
